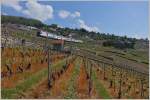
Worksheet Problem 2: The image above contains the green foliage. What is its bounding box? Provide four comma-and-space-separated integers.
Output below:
51, 56, 73, 71
103, 40, 135, 49
1, 57, 70, 99
1, 67, 47, 99
92, 70, 111, 99
1, 15, 44, 28
64, 57, 81, 99
2, 15, 141, 42
49, 24, 58, 29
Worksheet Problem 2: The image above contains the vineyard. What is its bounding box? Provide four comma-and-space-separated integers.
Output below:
1, 16, 149, 99
1, 44, 149, 99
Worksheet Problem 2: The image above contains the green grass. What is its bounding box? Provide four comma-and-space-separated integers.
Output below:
83, 45, 149, 66
64, 57, 81, 99
92, 70, 111, 99
1, 57, 71, 99
126, 49, 149, 64
51, 56, 73, 71
114, 51, 149, 65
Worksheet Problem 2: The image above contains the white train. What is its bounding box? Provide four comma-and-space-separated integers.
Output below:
38, 30, 83, 43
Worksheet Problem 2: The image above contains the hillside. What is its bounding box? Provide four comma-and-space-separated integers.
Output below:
1, 14, 149, 100
2, 15, 149, 50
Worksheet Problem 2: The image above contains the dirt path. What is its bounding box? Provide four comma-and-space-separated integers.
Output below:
5, 57, 101, 99
94, 66, 114, 98
22, 60, 76, 99
17, 77, 48, 99
48, 63, 75, 98
1, 56, 65, 88
1, 62, 47, 88
76, 63, 98, 99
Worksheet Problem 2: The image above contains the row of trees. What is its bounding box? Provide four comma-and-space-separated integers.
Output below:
1, 15, 45, 28
103, 40, 135, 49
49, 26, 137, 43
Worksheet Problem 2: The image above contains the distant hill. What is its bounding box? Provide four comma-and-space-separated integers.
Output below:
1, 15, 149, 49
1, 15, 44, 28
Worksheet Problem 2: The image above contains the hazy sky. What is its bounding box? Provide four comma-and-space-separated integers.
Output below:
1, 0, 149, 39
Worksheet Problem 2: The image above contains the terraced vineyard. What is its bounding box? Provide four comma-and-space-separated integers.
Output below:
1, 10, 149, 99
1, 46, 149, 99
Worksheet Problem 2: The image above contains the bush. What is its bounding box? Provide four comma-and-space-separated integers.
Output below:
103, 40, 135, 49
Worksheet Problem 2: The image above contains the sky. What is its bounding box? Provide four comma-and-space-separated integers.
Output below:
1, 0, 149, 39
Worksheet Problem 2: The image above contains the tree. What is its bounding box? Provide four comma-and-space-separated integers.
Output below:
50, 24, 58, 29
1, 15, 44, 28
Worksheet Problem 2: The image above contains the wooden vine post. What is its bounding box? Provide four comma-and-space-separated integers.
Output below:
4, 27, 8, 48
103, 63, 106, 80
132, 71, 137, 95
48, 46, 51, 88
110, 65, 114, 88
140, 78, 144, 98
85, 57, 89, 80
113, 70, 116, 92
118, 69, 123, 99
20, 38, 26, 73
88, 60, 92, 97
45, 31, 51, 89
65, 55, 68, 68
83, 56, 85, 69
